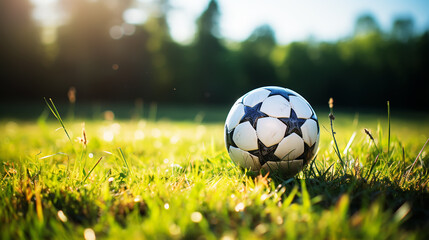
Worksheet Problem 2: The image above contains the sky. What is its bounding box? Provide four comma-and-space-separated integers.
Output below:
168, 0, 429, 44
31, 0, 429, 44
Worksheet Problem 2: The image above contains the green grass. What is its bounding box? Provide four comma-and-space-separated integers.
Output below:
0, 104, 428, 239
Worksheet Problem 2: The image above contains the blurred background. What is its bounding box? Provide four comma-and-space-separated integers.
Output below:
0, 0, 428, 114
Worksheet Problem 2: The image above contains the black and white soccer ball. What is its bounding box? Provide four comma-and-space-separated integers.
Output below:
225, 86, 319, 178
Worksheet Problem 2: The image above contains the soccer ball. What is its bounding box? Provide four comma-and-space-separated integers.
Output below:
225, 86, 319, 178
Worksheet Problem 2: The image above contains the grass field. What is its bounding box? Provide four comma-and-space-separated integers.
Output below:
1, 103, 428, 239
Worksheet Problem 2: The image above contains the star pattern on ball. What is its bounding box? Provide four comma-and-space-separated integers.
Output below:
249, 140, 280, 166
266, 87, 294, 101
225, 126, 237, 149
239, 102, 268, 128
280, 109, 307, 137
299, 142, 317, 166
225, 86, 320, 178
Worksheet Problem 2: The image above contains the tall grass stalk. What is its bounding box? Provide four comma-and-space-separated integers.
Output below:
118, 147, 132, 176
328, 98, 345, 171
44, 98, 73, 145
82, 157, 103, 183
405, 138, 429, 179
387, 101, 391, 157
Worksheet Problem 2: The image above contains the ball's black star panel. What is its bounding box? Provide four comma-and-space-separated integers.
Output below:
299, 142, 317, 166
279, 109, 306, 137
225, 86, 319, 178
265, 86, 295, 101
249, 139, 280, 166
239, 102, 268, 128
225, 126, 237, 150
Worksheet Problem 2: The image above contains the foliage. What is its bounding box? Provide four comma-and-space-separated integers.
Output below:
0, 0, 428, 108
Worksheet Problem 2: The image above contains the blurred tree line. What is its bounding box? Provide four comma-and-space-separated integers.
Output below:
0, 0, 428, 109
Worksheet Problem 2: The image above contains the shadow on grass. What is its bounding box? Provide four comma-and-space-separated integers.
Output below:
267, 172, 429, 232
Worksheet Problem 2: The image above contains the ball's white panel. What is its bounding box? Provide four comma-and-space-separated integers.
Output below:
274, 133, 304, 160
243, 88, 271, 107
262, 159, 303, 177
290, 96, 312, 119
260, 95, 291, 118
301, 119, 318, 146
232, 122, 258, 151
229, 146, 261, 170
225, 103, 245, 131
256, 117, 287, 147
312, 133, 320, 155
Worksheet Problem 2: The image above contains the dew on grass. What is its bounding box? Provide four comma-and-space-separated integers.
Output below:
88, 153, 93, 158
191, 211, 203, 223
170, 135, 180, 144
137, 120, 146, 128
134, 130, 145, 140
276, 216, 283, 225
235, 202, 245, 212
154, 141, 162, 148
168, 224, 181, 236
57, 210, 67, 222
255, 223, 268, 235
103, 131, 114, 142
111, 123, 121, 131
152, 128, 161, 138
84, 228, 96, 240
164, 203, 170, 209
170, 163, 182, 169
220, 234, 235, 240
260, 193, 269, 201
134, 196, 142, 202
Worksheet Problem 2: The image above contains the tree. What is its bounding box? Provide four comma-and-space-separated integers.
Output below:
241, 24, 278, 89
392, 17, 414, 42
192, 0, 236, 102
142, 0, 184, 102
354, 14, 381, 37
0, 0, 46, 100
54, 0, 132, 100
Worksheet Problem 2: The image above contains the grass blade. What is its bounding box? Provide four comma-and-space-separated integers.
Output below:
328, 98, 345, 171
405, 138, 429, 179
343, 132, 356, 156
82, 157, 103, 183
387, 101, 391, 156
118, 147, 132, 176
366, 154, 379, 180
44, 97, 72, 144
